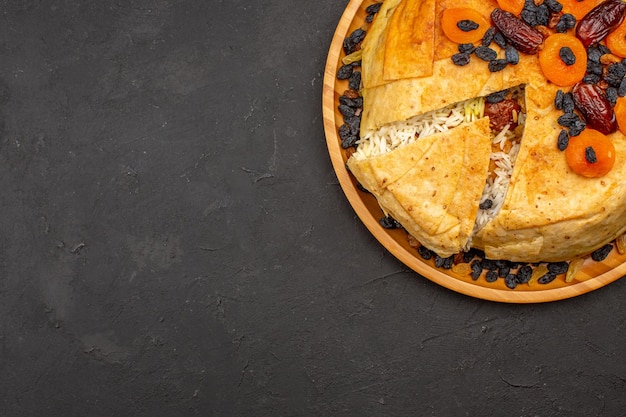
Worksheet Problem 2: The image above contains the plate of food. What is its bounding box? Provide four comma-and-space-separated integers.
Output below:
322, 0, 626, 302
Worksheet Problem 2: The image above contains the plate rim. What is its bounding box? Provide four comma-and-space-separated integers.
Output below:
322, 0, 626, 303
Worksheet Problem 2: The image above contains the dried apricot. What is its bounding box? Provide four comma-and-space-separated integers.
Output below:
441, 8, 490, 44
539, 34, 586, 86
496, 0, 524, 16
606, 19, 626, 58
565, 128, 616, 177
560, 0, 602, 21
614, 96, 626, 135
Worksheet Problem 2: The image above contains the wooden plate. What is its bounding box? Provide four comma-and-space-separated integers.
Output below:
322, 0, 626, 303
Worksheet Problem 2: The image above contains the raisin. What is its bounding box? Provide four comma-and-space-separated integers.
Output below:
452, 52, 471, 66
587, 46, 603, 63
591, 244, 613, 261
380, 215, 402, 229
585, 146, 598, 163
544, 0, 563, 13
583, 73, 601, 84
479, 199, 493, 210
435, 255, 454, 269
337, 64, 353, 80
488, 59, 508, 72
365, 2, 382, 15
349, 71, 361, 91
604, 62, 626, 88
417, 246, 434, 260
482, 27, 496, 46
547, 261, 569, 274
536, 4, 551, 26
562, 92, 575, 113
569, 118, 587, 136
554, 89, 564, 110
505, 273, 518, 289
338, 104, 355, 118
558, 112, 581, 127
586, 60, 603, 76
538, 272, 557, 284
340, 95, 363, 108
557, 129, 569, 151
481, 259, 497, 270
491, 8, 544, 54
559, 46, 576, 65
619, 78, 626, 97
505, 46, 519, 64
457, 19, 479, 32
485, 270, 499, 282
606, 87, 618, 106
458, 43, 475, 53
486, 90, 507, 103
516, 265, 533, 283
494, 32, 508, 48
498, 265, 511, 278
475, 45, 497, 61
555, 14, 575, 33
576, 0, 626, 47
470, 260, 483, 280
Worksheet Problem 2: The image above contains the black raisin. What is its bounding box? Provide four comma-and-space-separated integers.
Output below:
562, 92, 575, 113
380, 215, 402, 229
585, 146, 598, 163
538, 272, 557, 284
341, 134, 358, 149
418, 246, 434, 260
557, 112, 580, 127
435, 254, 454, 269
547, 261, 569, 274
475, 45, 498, 61
498, 266, 511, 278
521, 0, 540, 26
544, 0, 563, 13
365, 3, 382, 15
365, 14, 375, 23
488, 59, 508, 72
557, 129, 569, 151
485, 270, 499, 282
583, 73, 601, 84
606, 87, 618, 106
516, 265, 533, 284
349, 71, 361, 91
586, 60, 603, 76
452, 52, 471, 66
555, 13, 576, 33
555, 89, 564, 110
619, 78, 626, 97
494, 32, 507, 48
505, 46, 519, 64
505, 273, 518, 289
479, 199, 493, 210
481, 259, 497, 270
591, 244, 613, 261
598, 44, 612, 56
338, 104, 355, 118
604, 63, 626, 88
569, 118, 586, 136
587, 46, 603, 63
340, 95, 363, 108
486, 90, 507, 103
457, 19, 479, 32
482, 27, 496, 47
338, 124, 352, 140
470, 260, 483, 280
337, 64, 353, 80
458, 43, 475, 53
559, 46, 576, 65
344, 115, 361, 136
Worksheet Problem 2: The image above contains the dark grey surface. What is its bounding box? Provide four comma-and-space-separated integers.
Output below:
1, 1, 626, 416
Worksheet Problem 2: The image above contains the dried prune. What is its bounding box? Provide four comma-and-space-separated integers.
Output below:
576, 0, 626, 47
572, 82, 617, 134
491, 8, 544, 54
591, 244, 613, 261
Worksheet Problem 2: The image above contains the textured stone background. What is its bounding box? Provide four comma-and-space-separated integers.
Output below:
1, 1, 626, 416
